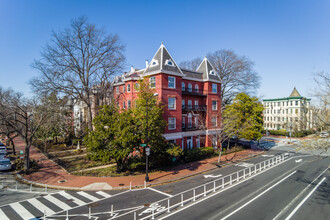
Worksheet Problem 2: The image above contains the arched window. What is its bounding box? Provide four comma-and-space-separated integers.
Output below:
195, 84, 199, 93
182, 82, 185, 91
188, 83, 192, 92
188, 113, 192, 128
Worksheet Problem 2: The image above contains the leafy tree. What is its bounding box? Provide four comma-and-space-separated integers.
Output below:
223, 93, 264, 143
133, 78, 169, 167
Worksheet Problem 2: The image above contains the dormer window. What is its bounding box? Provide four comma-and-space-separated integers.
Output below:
210, 70, 215, 75
165, 59, 175, 67
150, 59, 159, 67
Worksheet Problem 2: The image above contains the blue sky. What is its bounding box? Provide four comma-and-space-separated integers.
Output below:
1, 0, 330, 102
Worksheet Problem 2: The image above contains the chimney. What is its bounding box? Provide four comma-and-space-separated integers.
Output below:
131, 66, 135, 73
146, 60, 149, 68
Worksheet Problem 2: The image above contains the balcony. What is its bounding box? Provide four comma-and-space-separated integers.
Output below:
182, 105, 207, 112
182, 89, 206, 96
182, 126, 199, 131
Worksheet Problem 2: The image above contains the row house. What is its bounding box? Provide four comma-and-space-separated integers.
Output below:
113, 43, 222, 149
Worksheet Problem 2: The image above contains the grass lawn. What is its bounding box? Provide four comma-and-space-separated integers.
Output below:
55, 156, 110, 172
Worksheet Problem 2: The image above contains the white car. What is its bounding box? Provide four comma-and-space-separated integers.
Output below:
0, 146, 7, 154
0, 158, 12, 171
320, 132, 329, 138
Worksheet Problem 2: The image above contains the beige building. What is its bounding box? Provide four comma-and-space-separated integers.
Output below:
263, 88, 312, 131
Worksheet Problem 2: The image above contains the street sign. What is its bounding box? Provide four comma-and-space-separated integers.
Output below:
20, 150, 24, 155
145, 147, 150, 156
140, 143, 147, 147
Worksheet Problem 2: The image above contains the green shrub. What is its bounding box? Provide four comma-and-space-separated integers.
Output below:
183, 147, 215, 163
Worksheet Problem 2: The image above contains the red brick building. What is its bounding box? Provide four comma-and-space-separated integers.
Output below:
113, 43, 222, 149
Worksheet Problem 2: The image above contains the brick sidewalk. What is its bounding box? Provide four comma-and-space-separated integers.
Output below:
14, 137, 264, 190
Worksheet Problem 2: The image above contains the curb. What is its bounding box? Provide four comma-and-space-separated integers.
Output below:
15, 150, 264, 191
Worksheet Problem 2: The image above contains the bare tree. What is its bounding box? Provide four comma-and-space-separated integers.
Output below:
208, 50, 260, 106
0, 87, 51, 171
310, 71, 330, 130
179, 57, 202, 70
180, 50, 260, 107
31, 16, 125, 131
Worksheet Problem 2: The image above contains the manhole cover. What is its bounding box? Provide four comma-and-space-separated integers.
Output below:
58, 179, 67, 183
119, 183, 125, 186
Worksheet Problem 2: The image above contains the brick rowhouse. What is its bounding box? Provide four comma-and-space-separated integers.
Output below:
113, 43, 222, 149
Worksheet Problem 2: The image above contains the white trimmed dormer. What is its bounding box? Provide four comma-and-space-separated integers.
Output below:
165, 59, 175, 67
150, 59, 159, 67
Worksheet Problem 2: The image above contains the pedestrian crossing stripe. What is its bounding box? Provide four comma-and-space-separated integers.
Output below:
0, 209, 10, 220
0, 190, 112, 219
10, 202, 35, 220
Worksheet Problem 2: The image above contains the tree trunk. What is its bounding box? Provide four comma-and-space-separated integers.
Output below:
24, 141, 30, 172
9, 138, 16, 155
218, 144, 222, 163
88, 104, 94, 131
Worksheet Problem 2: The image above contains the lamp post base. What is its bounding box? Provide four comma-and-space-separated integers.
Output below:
145, 176, 149, 182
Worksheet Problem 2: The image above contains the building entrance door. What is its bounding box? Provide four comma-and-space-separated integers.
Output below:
187, 136, 193, 149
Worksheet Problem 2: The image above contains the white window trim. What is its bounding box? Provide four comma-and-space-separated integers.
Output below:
116, 87, 119, 94
168, 97, 176, 110
210, 70, 216, 75
212, 83, 217, 93
165, 59, 175, 67
212, 100, 217, 110
212, 116, 217, 127
188, 83, 192, 92
168, 117, 176, 130
150, 76, 156, 88
168, 76, 176, 89
182, 82, 185, 91
150, 59, 159, 67
127, 84, 131, 92
195, 84, 199, 93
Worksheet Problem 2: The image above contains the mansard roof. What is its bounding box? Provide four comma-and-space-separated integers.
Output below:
196, 57, 220, 81
143, 43, 183, 75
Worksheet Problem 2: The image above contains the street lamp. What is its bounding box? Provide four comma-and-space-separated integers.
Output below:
145, 93, 158, 182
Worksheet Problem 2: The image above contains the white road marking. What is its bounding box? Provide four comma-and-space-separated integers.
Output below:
220, 171, 297, 220
295, 159, 302, 163
58, 191, 85, 206
235, 162, 254, 168
147, 156, 295, 220
285, 177, 326, 220
148, 187, 173, 197
95, 191, 112, 198
43, 194, 71, 210
10, 202, 35, 220
204, 174, 222, 178
273, 168, 328, 220
77, 191, 99, 202
261, 155, 274, 157
28, 198, 56, 216
0, 208, 10, 220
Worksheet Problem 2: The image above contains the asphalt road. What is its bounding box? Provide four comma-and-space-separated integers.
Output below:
0, 146, 328, 220
156, 154, 329, 220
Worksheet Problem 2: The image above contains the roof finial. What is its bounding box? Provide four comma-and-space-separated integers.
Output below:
161, 41, 163, 45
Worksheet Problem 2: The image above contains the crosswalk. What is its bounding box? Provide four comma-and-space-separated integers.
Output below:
0, 190, 112, 220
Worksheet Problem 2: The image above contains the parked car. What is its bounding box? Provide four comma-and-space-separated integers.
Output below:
0, 152, 7, 160
0, 158, 12, 171
0, 146, 7, 154
320, 132, 329, 138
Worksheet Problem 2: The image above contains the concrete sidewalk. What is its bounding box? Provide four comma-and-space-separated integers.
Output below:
13, 137, 264, 190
